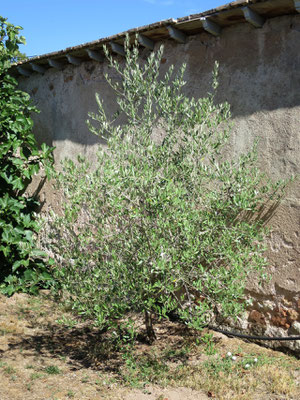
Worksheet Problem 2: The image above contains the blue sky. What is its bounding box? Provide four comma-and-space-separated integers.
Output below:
2, 0, 226, 57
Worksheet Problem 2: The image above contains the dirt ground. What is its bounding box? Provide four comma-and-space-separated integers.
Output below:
0, 292, 299, 400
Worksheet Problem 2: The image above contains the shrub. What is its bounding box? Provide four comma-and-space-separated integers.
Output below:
44, 35, 285, 342
0, 16, 54, 295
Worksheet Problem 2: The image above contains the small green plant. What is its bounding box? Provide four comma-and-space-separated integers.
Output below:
30, 372, 44, 380
81, 375, 89, 383
204, 356, 234, 376
121, 352, 170, 388
95, 374, 117, 387
163, 346, 190, 362
56, 316, 78, 328
45, 365, 61, 375
26, 383, 32, 391
3, 365, 16, 375
44, 34, 286, 344
201, 332, 216, 355
0, 16, 55, 295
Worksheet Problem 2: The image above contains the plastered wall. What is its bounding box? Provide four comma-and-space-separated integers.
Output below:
18, 13, 300, 350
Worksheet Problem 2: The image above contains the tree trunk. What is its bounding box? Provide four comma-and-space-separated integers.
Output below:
144, 310, 156, 344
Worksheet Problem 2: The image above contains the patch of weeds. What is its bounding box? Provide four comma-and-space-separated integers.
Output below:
0, 321, 20, 336
239, 354, 259, 370
121, 351, 170, 388
25, 364, 35, 369
26, 383, 32, 391
66, 390, 75, 398
3, 365, 18, 382
27, 296, 43, 308
30, 372, 44, 380
169, 348, 299, 400
56, 315, 78, 328
38, 310, 47, 317
81, 375, 90, 383
255, 353, 291, 368
139, 355, 169, 383
45, 365, 61, 375
95, 375, 117, 387
3, 365, 16, 375
200, 332, 217, 355
162, 345, 190, 362
204, 356, 234, 377
17, 305, 29, 317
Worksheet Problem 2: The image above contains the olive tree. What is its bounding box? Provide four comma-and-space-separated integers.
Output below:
44, 35, 284, 342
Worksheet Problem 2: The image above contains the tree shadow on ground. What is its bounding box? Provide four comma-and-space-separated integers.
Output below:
4, 314, 191, 372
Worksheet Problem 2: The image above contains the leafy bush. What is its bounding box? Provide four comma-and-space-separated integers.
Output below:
44, 35, 285, 341
0, 16, 54, 295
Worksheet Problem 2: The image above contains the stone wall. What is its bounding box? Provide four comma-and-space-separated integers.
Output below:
18, 12, 300, 350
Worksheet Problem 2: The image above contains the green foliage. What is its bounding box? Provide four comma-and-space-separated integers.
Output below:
121, 351, 170, 388
0, 16, 54, 295
44, 35, 285, 342
204, 355, 235, 377
44, 365, 61, 375
0, 16, 26, 71
200, 332, 216, 355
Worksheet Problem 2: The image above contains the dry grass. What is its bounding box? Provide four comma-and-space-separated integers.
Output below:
0, 292, 299, 400
168, 354, 298, 399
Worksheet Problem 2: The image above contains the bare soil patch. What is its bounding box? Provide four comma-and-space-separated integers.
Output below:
0, 292, 299, 400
